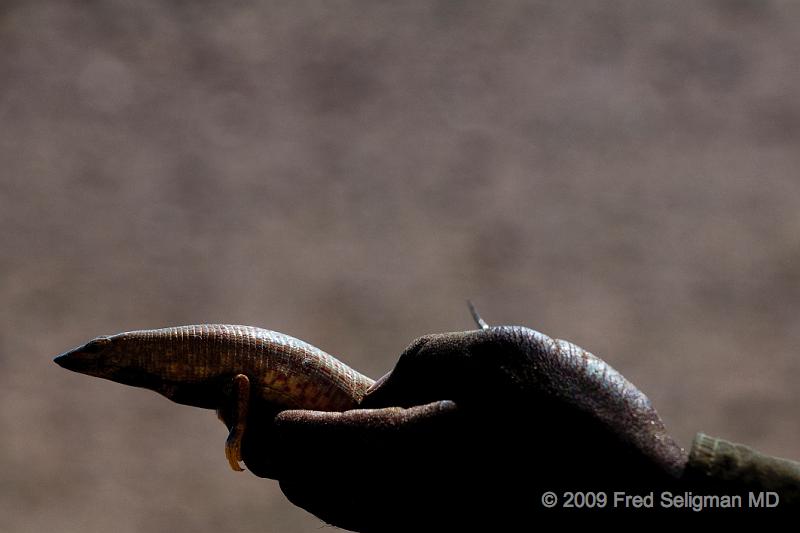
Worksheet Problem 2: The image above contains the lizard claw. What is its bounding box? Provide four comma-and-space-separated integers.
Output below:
224, 374, 250, 472
226, 430, 245, 472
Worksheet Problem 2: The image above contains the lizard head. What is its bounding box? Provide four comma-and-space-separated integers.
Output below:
54, 335, 152, 387
54, 331, 223, 409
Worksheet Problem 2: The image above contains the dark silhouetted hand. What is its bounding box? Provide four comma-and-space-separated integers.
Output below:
223, 326, 688, 531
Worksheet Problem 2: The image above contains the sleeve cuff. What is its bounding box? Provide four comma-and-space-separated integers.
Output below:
684, 432, 800, 506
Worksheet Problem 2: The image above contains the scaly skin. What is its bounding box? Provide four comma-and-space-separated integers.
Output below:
54, 324, 375, 470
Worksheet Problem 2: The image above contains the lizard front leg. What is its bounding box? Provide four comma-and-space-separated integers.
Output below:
223, 374, 250, 472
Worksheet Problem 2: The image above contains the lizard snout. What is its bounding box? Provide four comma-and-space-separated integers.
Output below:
54, 336, 112, 375
54, 347, 92, 373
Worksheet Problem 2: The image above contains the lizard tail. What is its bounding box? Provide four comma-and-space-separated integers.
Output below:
467, 300, 490, 330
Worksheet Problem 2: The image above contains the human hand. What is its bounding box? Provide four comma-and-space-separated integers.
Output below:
228, 325, 687, 531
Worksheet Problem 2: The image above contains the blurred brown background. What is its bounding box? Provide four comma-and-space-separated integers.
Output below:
2, 1, 799, 531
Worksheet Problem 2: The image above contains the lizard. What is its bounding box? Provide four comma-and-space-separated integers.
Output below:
54, 304, 684, 477
54, 324, 375, 471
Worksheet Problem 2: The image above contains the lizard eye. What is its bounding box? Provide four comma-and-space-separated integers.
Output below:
84, 336, 112, 354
